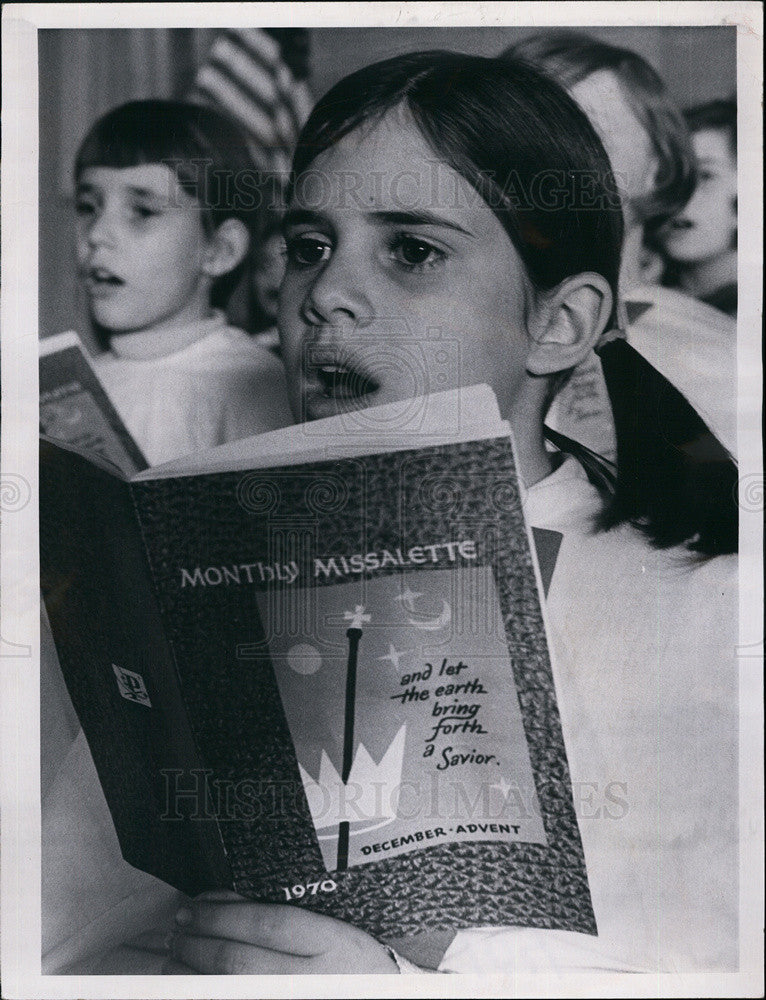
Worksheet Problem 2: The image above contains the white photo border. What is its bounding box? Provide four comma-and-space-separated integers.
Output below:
1, 3, 763, 997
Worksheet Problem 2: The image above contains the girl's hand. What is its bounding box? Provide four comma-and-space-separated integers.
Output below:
164, 891, 399, 975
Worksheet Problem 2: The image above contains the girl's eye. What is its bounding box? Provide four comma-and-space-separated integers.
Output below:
131, 204, 160, 221
390, 235, 446, 270
75, 198, 97, 218
285, 235, 332, 267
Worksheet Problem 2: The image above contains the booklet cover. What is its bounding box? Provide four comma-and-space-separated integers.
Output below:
39, 331, 147, 475
39, 389, 594, 943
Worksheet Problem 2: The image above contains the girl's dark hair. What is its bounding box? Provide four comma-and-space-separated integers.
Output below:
685, 97, 737, 155
288, 50, 736, 555
75, 99, 282, 309
503, 32, 697, 232
598, 338, 738, 554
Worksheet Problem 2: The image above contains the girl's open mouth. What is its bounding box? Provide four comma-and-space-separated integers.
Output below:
315, 363, 380, 400
84, 267, 125, 295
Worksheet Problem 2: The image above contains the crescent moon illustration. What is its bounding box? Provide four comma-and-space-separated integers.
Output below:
405, 600, 451, 631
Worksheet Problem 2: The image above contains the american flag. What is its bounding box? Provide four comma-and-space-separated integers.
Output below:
189, 28, 313, 179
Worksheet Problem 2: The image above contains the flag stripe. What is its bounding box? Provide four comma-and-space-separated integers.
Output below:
200, 56, 291, 144
193, 69, 279, 148
190, 27, 313, 179
214, 32, 306, 141
212, 35, 282, 108
223, 26, 283, 69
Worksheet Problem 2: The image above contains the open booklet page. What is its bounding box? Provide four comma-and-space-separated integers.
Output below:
135, 383, 511, 478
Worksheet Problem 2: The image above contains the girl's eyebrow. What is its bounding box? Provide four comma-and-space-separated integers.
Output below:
125, 186, 167, 201
282, 207, 475, 238
368, 210, 475, 237
282, 208, 327, 231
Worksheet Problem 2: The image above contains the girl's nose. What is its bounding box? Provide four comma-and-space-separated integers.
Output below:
85, 208, 118, 249
301, 250, 373, 328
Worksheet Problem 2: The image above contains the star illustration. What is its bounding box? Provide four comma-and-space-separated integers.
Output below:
491, 777, 513, 800
378, 643, 411, 672
394, 585, 423, 609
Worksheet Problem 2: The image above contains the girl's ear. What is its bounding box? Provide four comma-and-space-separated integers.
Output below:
202, 218, 250, 279
526, 273, 613, 376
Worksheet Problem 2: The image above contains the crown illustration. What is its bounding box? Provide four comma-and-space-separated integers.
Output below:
298, 725, 407, 831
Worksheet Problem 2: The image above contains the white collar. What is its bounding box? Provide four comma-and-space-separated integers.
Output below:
108, 310, 228, 362
523, 455, 603, 532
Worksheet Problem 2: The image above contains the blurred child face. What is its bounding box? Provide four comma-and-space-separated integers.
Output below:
659, 128, 737, 264
252, 232, 286, 324
569, 69, 657, 229
76, 163, 213, 335
278, 113, 537, 423
569, 69, 659, 292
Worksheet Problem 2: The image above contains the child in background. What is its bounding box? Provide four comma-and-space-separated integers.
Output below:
250, 226, 286, 340
245, 176, 287, 351
502, 33, 737, 467
656, 99, 738, 316
504, 31, 696, 296
76, 99, 292, 465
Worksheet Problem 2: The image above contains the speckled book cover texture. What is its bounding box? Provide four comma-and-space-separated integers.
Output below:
40, 432, 594, 941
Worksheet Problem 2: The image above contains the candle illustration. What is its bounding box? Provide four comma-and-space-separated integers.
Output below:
337, 604, 370, 870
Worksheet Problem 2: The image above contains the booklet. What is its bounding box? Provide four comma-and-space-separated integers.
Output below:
39, 385, 594, 943
39, 331, 147, 475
